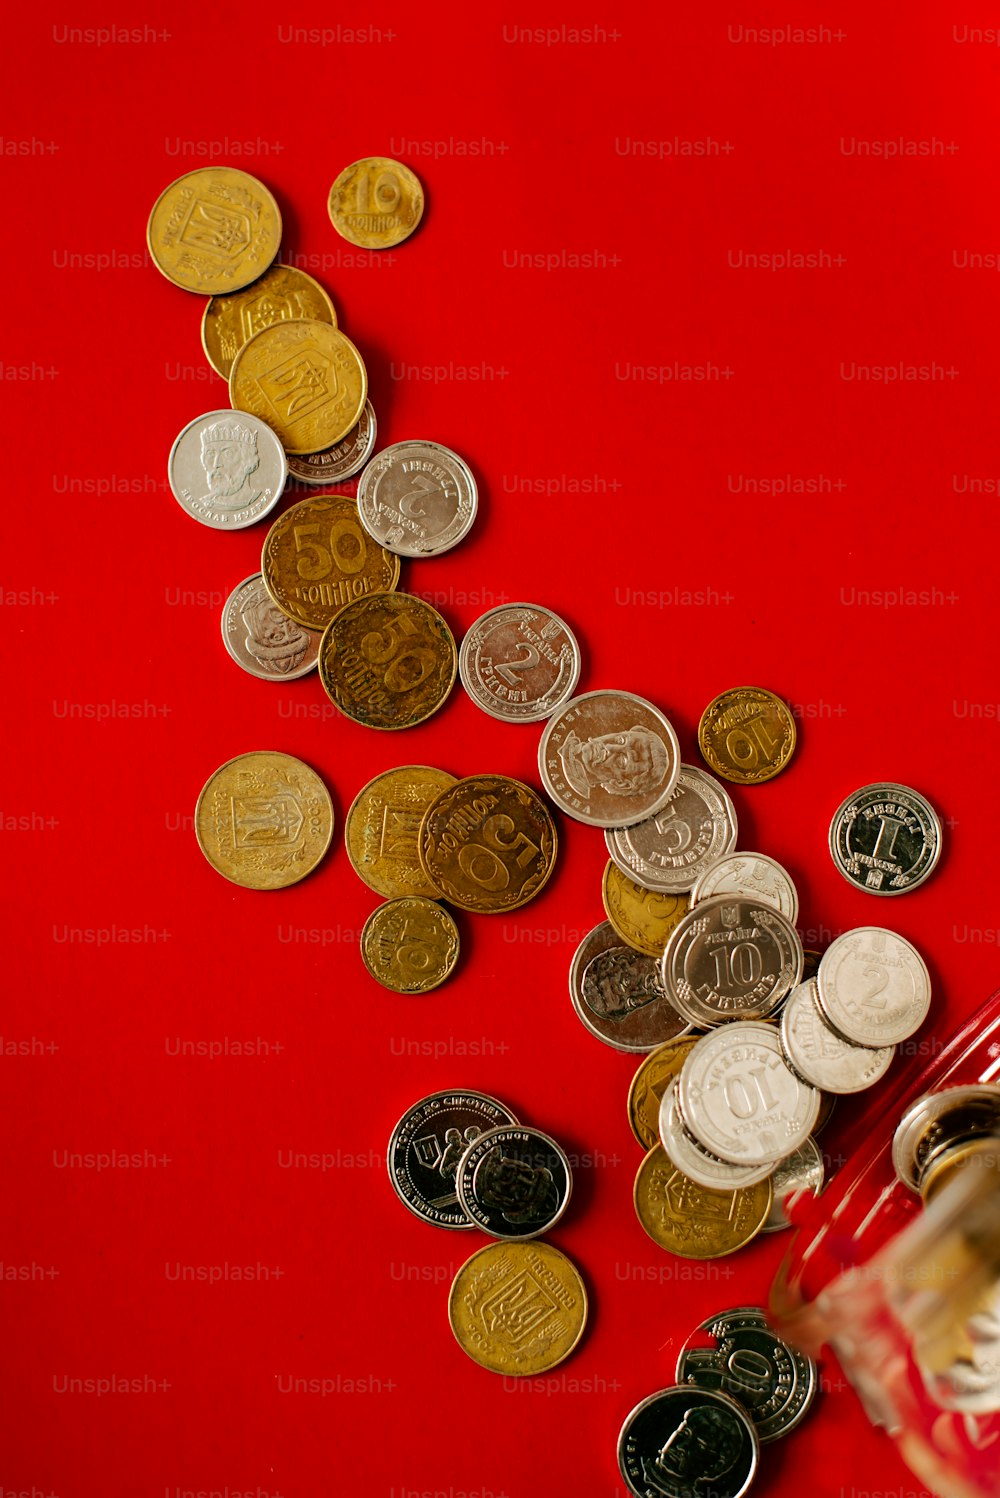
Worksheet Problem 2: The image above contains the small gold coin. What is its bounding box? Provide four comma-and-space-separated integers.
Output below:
419, 775, 558, 913
147, 167, 281, 295
602, 862, 689, 957
261, 494, 399, 632
448, 1240, 588, 1376
318, 592, 457, 730
627, 1038, 700, 1149
327, 157, 425, 249
229, 319, 367, 454
194, 750, 333, 890
202, 263, 337, 380
345, 765, 457, 898
361, 896, 459, 993
698, 686, 797, 785
633, 1146, 772, 1259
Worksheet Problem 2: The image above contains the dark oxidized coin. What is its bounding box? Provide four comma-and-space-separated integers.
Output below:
455, 1125, 572, 1239
618, 1384, 759, 1498
387, 1090, 518, 1229
828, 781, 942, 896
676, 1306, 818, 1443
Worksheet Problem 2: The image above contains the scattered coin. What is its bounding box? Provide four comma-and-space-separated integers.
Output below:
759, 1139, 825, 1233
605, 764, 737, 893
345, 765, 457, 899
361, 896, 459, 993
221, 573, 320, 681
318, 592, 457, 730
676, 1306, 819, 1442
261, 492, 399, 632
201, 262, 337, 380
663, 895, 803, 1028
147, 166, 281, 294
603, 863, 691, 958
691, 852, 799, 925
633, 1146, 772, 1259
168, 409, 286, 530
570, 923, 691, 1053
660, 1082, 775, 1192
816, 927, 931, 1047
829, 781, 943, 896
892, 1086, 1000, 1193
538, 689, 681, 828
618, 1384, 760, 1498
286, 400, 378, 484
628, 1038, 701, 1149
194, 750, 334, 890
780, 978, 895, 1093
679, 1023, 821, 1167
458, 602, 582, 722
356, 439, 478, 557
418, 774, 557, 912
387, 1090, 518, 1228
698, 687, 797, 785
230, 318, 368, 454
328, 157, 425, 249
455, 1126, 572, 1238
448, 1238, 588, 1375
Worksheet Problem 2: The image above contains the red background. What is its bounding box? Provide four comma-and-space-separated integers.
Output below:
3, 6, 998, 1496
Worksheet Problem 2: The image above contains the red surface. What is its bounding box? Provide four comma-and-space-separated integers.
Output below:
3, 7, 999, 1496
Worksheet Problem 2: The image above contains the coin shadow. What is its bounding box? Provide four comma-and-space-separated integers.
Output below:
448, 909, 473, 985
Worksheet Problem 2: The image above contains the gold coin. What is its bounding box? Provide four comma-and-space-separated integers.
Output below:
147, 167, 281, 295
419, 775, 558, 913
229, 319, 367, 454
627, 1038, 700, 1149
327, 157, 425, 249
194, 750, 333, 890
318, 592, 457, 730
261, 494, 399, 632
202, 263, 337, 380
345, 765, 457, 898
921, 1139, 1000, 1205
360, 896, 459, 993
698, 686, 797, 785
633, 1146, 772, 1259
602, 862, 689, 957
448, 1240, 588, 1376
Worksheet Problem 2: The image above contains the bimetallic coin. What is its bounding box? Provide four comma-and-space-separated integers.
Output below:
633, 1147, 772, 1260
387, 1090, 518, 1229
676, 1307, 819, 1442
455, 1126, 572, 1239
570, 923, 691, 1053
356, 440, 477, 558
760, 1139, 825, 1233
691, 852, 799, 925
345, 765, 456, 899
286, 400, 377, 484
318, 592, 457, 730
603, 863, 690, 958
230, 319, 368, 454
201, 263, 337, 380
194, 750, 333, 890
606, 765, 738, 893
459, 603, 582, 723
360, 896, 459, 993
829, 782, 943, 896
448, 1240, 587, 1375
418, 775, 556, 913
261, 493, 399, 632
168, 409, 286, 530
816, 927, 931, 1048
538, 689, 681, 828
698, 687, 797, 785
328, 157, 425, 250
663, 895, 804, 1029
628, 1038, 700, 1149
147, 167, 281, 294
892, 1086, 1000, 1193
660, 1083, 775, 1192
618, 1385, 759, 1498
679, 1023, 821, 1168
780, 979, 895, 1094
221, 573, 320, 681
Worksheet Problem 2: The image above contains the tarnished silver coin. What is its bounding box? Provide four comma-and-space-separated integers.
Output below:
605, 764, 737, 893
458, 602, 581, 723
691, 852, 799, 925
570, 922, 691, 1053
387, 1090, 518, 1229
816, 927, 931, 1047
618, 1385, 759, 1498
829, 781, 942, 896
780, 978, 894, 1093
539, 689, 681, 828
286, 399, 377, 484
168, 409, 286, 529
454, 1125, 572, 1239
760, 1139, 825, 1233
220, 573, 320, 681
356, 439, 477, 557
892, 1085, 1000, 1192
679, 1023, 821, 1167
662, 896, 803, 1029
659, 1082, 774, 1191
676, 1306, 819, 1442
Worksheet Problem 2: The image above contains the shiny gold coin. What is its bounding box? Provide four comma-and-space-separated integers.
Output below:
419, 775, 558, 914
360, 896, 459, 993
627, 1038, 700, 1149
345, 765, 457, 898
147, 167, 281, 295
327, 157, 425, 249
448, 1240, 587, 1376
921, 1139, 1000, 1205
202, 263, 337, 380
698, 686, 797, 785
318, 592, 457, 730
261, 494, 399, 632
194, 750, 333, 890
229, 318, 367, 455
602, 862, 689, 957
633, 1146, 772, 1259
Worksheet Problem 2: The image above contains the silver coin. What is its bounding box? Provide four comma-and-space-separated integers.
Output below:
458, 602, 582, 723
569, 922, 691, 1053
168, 409, 286, 530
829, 781, 942, 896
538, 689, 681, 828
605, 764, 737, 893
892, 1085, 1000, 1192
679, 1023, 821, 1167
760, 1138, 825, 1233
690, 852, 799, 925
780, 978, 895, 1094
386, 1089, 518, 1229
659, 1081, 774, 1191
286, 399, 377, 484
220, 573, 320, 681
676, 1306, 819, 1442
356, 439, 477, 557
662, 895, 803, 1029
816, 926, 931, 1047
454, 1125, 572, 1239
618, 1385, 759, 1498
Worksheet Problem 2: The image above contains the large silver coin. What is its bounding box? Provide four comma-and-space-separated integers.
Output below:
759, 1139, 825, 1233
780, 978, 895, 1094
892, 1085, 1000, 1192
569, 922, 691, 1053
676, 1306, 819, 1442
662, 895, 803, 1028
538, 689, 681, 828
286, 399, 377, 484
458, 602, 581, 723
816, 927, 931, 1047
168, 409, 286, 530
386, 1090, 518, 1229
220, 573, 320, 681
454, 1125, 572, 1239
356, 439, 477, 557
605, 764, 737, 893
691, 851, 799, 925
618, 1385, 759, 1498
679, 1023, 821, 1167
829, 781, 942, 896
659, 1082, 774, 1191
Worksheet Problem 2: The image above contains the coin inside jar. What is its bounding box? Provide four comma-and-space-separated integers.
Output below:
455, 1126, 572, 1238
538, 689, 681, 828
605, 764, 737, 893
569, 923, 691, 1053
360, 896, 459, 993
662, 895, 803, 1028
458, 602, 582, 722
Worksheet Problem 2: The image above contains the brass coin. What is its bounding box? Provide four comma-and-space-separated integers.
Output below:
230, 319, 367, 455
261, 494, 399, 632
698, 687, 797, 785
602, 862, 689, 958
921, 1139, 1000, 1205
627, 1038, 700, 1149
194, 750, 333, 890
202, 263, 337, 380
318, 593, 457, 731
360, 896, 459, 993
327, 157, 425, 249
419, 775, 558, 914
147, 167, 282, 295
345, 765, 457, 899
633, 1146, 772, 1259
448, 1240, 587, 1376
